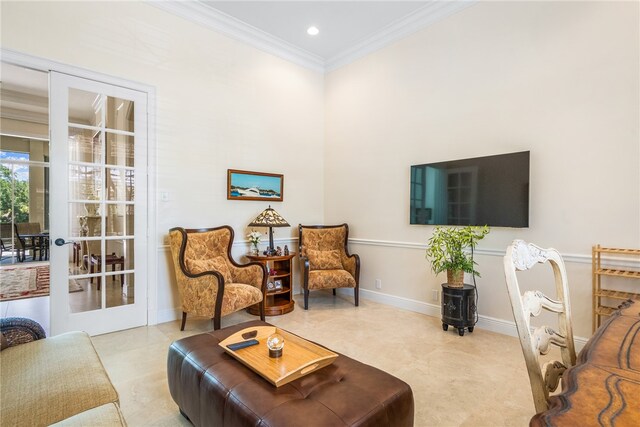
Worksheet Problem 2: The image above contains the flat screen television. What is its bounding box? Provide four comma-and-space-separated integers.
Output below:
410, 151, 530, 228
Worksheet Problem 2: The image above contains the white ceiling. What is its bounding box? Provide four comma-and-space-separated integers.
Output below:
153, 0, 476, 72
204, 1, 429, 59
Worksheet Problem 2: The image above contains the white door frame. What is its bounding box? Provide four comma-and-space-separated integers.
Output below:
1, 48, 159, 328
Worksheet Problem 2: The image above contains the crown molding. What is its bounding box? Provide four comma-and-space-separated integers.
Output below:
325, 0, 477, 72
149, 0, 325, 73
0, 88, 48, 108
149, 1, 476, 74
1, 107, 48, 125
325, 0, 478, 73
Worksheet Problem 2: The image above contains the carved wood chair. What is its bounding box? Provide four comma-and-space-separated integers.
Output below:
169, 226, 267, 330
14, 222, 46, 262
298, 224, 360, 310
503, 239, 576, 413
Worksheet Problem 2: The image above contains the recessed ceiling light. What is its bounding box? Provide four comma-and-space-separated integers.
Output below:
307, 26, 319, 36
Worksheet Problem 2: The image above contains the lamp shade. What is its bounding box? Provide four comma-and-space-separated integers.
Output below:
248, 206, 289, 254
248, 206, 289, 228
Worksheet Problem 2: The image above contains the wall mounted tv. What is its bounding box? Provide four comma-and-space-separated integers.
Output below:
410, 151, 530, 228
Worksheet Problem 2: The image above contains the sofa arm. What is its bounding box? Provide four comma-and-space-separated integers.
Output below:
0, 317, 46, 349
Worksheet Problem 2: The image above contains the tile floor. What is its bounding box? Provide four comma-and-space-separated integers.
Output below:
90, 291, 541, 426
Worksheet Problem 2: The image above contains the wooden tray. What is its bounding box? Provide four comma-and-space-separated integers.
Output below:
218, 326, 338, 387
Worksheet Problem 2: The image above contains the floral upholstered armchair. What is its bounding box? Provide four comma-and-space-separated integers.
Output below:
298, 224, 360, 310
169, 226, 267, 330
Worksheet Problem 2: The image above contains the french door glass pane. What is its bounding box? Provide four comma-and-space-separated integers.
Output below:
106, 273, 134, 308
105, 204, 134, 237
69, 203, 102, 237
106, 133, 134, 167
69, 165, 102, 201
106, 97, 134, 132
69, 88, 103, 126
69, 277, 100, 313
105, 238, 133, 270
69, 127, 102, 163
106, 168, 134, 201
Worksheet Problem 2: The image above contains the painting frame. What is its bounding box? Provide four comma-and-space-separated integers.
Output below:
227, 169, 284, 201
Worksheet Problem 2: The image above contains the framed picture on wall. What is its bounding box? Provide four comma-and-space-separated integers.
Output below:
227, 169, 284, 201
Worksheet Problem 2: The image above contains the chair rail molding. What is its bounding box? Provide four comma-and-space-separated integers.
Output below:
348, 238, 640, 269
158, 236, 298, 252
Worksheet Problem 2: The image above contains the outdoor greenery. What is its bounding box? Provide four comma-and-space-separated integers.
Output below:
0, 164, 29, 223
425, 225, 490, 277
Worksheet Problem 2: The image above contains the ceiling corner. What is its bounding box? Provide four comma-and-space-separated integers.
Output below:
326, 1, 477, 72
149, 0, 326, 73
149, 0, 477, 74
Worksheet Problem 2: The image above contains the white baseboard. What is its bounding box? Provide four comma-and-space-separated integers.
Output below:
156, 307, 181, 324
354, 288, 588, 350
356, 288, 441, 317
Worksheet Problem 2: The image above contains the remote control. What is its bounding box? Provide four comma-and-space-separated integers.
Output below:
226, 339, 259, 351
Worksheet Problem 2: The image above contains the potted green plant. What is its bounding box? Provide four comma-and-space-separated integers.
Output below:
425, 225, 490, 287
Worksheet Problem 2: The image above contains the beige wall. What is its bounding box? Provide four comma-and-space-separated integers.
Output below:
324, 1, 639, 338
1, 1, 325, 320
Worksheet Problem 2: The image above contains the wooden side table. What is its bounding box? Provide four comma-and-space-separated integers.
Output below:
441, 283, 476, 336
246, 253, 295, 316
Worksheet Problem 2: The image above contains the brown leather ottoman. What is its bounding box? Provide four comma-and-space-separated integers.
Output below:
167, 320, 414, 427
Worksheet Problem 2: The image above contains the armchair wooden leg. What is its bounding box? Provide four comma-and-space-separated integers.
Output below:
213, 315, 221, 331
304, 289, 309, 310
180, 312, 187, 331
354, 286, 359, 307
259, 301, 265, 321
332, 289, 336, 296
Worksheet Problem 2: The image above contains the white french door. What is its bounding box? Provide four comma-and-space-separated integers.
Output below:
49, 72, 148, 336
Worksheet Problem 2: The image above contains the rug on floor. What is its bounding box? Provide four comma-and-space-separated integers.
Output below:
0, 266, 83, 301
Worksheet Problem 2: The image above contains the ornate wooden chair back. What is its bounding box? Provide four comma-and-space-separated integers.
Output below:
503, 239, 576, 413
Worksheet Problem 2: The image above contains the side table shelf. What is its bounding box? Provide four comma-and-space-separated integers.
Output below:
246, 253, 296, 316
592, 245, 640, 332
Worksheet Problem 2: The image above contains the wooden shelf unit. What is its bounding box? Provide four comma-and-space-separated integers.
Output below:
592, 245, 640, 332
246, 253, 296, 316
